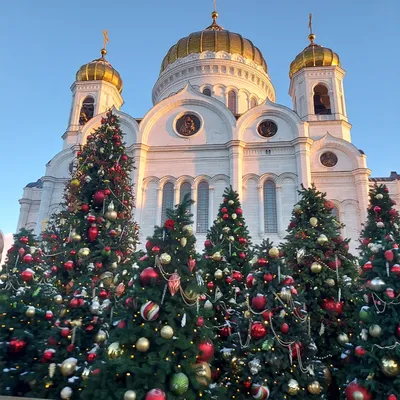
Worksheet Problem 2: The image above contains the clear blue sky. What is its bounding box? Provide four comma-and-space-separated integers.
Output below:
1, 0, 399, 234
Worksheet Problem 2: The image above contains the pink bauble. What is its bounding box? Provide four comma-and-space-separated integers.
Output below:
145, 389, 166, 400
93, 190, 105, 205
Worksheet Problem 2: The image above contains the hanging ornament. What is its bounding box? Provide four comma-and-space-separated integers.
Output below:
385, 250, 394, 262
145, 389, 166, 400
279, 287, 292, 303
159, 253, 171, 265
88, 224, 99, 242
369, 277, 386, 292
93, 190, 106, 205
9, 338, 26, 353
169, 373, 189, 395
197, 340, 215, 362
190, 362, 211, 386
363, 261, 373, 271
327, 258, 341, 270
380, 356, 400, 377
317, 234, 329, 245
180, 237, 187, 247
136, 337, 150, 352
25, 306, 36, 318
107, 342, 123, 359
268, 247, 279, 258
168, 272, 181, 296
309, 217, 318, 227
140, 267, 159, 286
310, 262, 322, 273
359, 306, 373, 322
307, 381, 321, 395
124, 391, 137, 400
182, 225, 193, 236
21, 269, 34, 281
211, 252, 222, 261
140, 301, 160, 321
160, 325, 174, 339
187, 256, 196, 272
368, 324, 382, 337
60, 387, 73, 399
345, 382, 371, 400
251, 383, 270, 399
94, 330, 107, 344
337, 333, 349, 346
252, 294, 267, 311
249, 359, 262, 375
71, 231, 82, 242
287, 379, 300, 395
251, 322, 267, 339
78, 247, 90, 257
60, 358, 77, 377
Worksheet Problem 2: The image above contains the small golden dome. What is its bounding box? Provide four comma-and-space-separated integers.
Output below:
160, 12, 268, 74
289, 33, 340, 78
76, 49, 123, 93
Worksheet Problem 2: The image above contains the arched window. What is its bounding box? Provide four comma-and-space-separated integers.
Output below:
263, 180, 277, 233
332, 206, 340, 222
197, 181, 209, 233
313, 84, 331, 115
227, 90, 237, 115
250, 97, 257, 108
180, 182, 192, 202
202, 88, 212, 97
79, 96, 95, 125
161, 182, 174, 224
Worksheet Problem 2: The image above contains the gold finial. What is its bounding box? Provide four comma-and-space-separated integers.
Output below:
308, 13, 316, 44
101, 30, 109, 58
211, 0, 218, 22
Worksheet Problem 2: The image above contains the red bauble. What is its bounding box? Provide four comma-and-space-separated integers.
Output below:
145, 389, 166, 400
221, 207, 228, 213
204, 240, 212, 248
345, 382, 371, 400
225, 276, 233, 284
280, 323, 289, 333
87, 353, 97, 362
390, 209, 398, 217
87, 215, 96, 223
243, 380, 252, 390
238, 252, 246, 260
69, 298, 79, 308
363, 261, 373, 271
386, 288, 395, 299
252, 295, 267, 311
81, 204, 89, 213
388, 395, 397, 400
145, 241, 153, 250
43, 350, 54, 361
64, 260, 74, 271
22, 254, 32, 264
93, 190, 105, 205
258, 258, 268, 266
355, 346, 367, 357
262, 310, 273, 321
9, 338, 27, 353
282, 276, 295, 285
117, 320, 126, 329
327, 259, 342, 270
88, 225, 99, 242
373, 206, 381, 213
246, 273, 255, 288
19, 236, 29, 244
196, 317, 204, 327
238, 237, 247, 245
60, 328, 70, 338
251, 322, 267, 339
188, 257, 196, 272
152, 246, 160, 254
264, 273, 273, 282
222, 213, 229, 220
121, 155, 128, 162
140, 267, 159, 286
197, 340, 215, 362
207, 281, 215, 290
321, 298, 344, 314
219, 326, 232, 339
396, 325, 400, 338
232, 271, 243, 281
324, 200, 335, 210
291, 342, 303, 359
391, 264, 400, 274
362, 238, 370, 246
99, 289, 108, 299
67, 344, 75, 352
385, 250, 394, 262
20, 269, 33, 282
235, 207, 243, 215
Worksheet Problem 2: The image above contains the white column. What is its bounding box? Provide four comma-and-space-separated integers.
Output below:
227, 141, 245, 199
155, 187, 163, 226
138, 187, 147, 227
192, 186, 198, 233
293, 138, 312, 189
17, 200, 31, 231
209, 186, 215, 228
258, 184, 264, 236
174, 185, 179, 207
35, 179, 55, 235
353, 170, 371, 226
276, 185, 284, 237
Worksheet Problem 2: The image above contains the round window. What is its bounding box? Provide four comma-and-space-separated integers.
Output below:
175, 114, 201, 137
257, 120, 278, 137
320, 151, 338, 167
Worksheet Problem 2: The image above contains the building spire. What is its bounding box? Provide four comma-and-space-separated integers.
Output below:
308, 13, 316, 44
101, 29, 109, 58
206, 0, 223, 31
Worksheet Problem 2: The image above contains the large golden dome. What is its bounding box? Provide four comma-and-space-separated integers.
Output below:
160, 12, 268, 74
289, 33, 340, 78
76, 49, 123, 93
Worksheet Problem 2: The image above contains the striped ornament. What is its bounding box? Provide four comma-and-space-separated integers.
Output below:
140, 301, 160, 321
251, 384, 270, 400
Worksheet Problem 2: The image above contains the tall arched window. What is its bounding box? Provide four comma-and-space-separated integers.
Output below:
197, 181, 209, 233
332, 206, 340, 222
227, 90, 237, 115
161, 182, 174, 224
180, 182, 192, 202
250, 97, 257, 108
263, 180, 277, 233
202, 88, 212, 96
313, 84, 331, 115
79, 96, 95, 125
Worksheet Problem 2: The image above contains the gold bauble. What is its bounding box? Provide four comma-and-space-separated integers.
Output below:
317, 234, 329, 245
95, 330, 107, 344
160, 253, 171, 265
214, 269, 224, 279
136, 337, 150, 352
78, 247, 90, 257
54, 295, 63, 304
0, 274, 8, 281
81, 367, 91, 380
287, 379, 300, 395
191, 362, 211, 386
182, 225, 193, 236
124, 390, 137, 400
71, 233, 81, 242
310, 262, 322, 273
70, 179, 80, 188
184, 288, 198, 304
268, 247, 279, 258
60, 358, 77, 377
369, 324, 382, 338
105, 210, 118, 221
111, 262, 118, 270
309, 217, 318, 227
180, 237, 187, 247
307, 381, 321, 394
279, 287, 292, 303
325, 278, 335, 287
380, 355, 400, 377
60, 308, 67, 317
107, 342, 123, 359
160, 325, 174, 339
211, 252, 222, 262
100, 271, 114, 287
293, 204, 302, 214
337, 333, 349, 346
244, 310, 252, 318
25, 306, 36, 318
228, 200, 234, 205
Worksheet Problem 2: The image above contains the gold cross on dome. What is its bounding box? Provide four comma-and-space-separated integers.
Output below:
213, 0, 217, 12
308, 13, 313, 35
102, 30, 109, 50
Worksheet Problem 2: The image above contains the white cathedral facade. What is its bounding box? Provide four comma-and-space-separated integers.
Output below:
17, 12, 400, 252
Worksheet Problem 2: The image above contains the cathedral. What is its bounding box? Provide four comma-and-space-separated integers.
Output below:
17, 10, 400, 252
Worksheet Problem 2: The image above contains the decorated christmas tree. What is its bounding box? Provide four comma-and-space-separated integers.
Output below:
82, 194, 218, 400
0, 229, 59, 396
199, 187, 251, 388
281, 184, 358, 395
344, 184, 400, 400
220, 239, 328, 399
28, 109, 139, 399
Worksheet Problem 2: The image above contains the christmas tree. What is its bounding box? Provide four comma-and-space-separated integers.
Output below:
0, 229, 59, 396
281, 184, 358, 395
29, 109, 139, 399
344, 184, 400, 400
221, 239, 328, 399
82, 194, 218, 400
